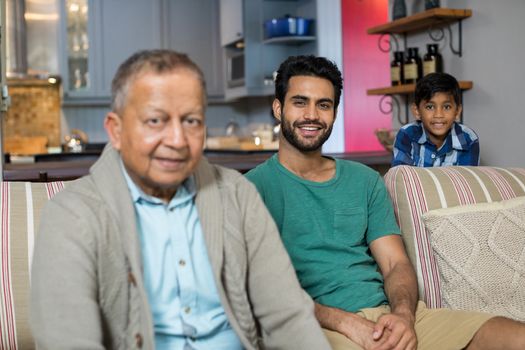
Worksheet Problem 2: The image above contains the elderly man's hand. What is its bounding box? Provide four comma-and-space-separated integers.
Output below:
370, 312, 417, 350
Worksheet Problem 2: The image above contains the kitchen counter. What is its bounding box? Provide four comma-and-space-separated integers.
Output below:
3, 150, 392, 182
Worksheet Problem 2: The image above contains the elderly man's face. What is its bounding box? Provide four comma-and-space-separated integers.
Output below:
105, 69, 206, 201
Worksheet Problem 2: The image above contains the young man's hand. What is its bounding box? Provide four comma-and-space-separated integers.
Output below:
370, 312, 417, 350
340, 315, 394, 349
315, 302, 418, 350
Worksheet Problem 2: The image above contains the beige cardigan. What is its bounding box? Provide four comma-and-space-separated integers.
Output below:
30, 145, 330, 349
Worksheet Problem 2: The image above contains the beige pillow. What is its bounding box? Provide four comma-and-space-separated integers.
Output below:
422, 196, 525, 321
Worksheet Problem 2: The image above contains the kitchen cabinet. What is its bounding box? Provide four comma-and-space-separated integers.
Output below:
220, 0, 244, 46
222, 0, 318, 100
98, 0, 163, 97
164, 0, 224, 98
60, 0, 223, 102
365, 8, 472, 123
60, 0, 163, 101
61, 0, 91, 98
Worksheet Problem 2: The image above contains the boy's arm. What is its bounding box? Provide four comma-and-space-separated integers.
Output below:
471, 138, 480, 165
392, 128, 415, 166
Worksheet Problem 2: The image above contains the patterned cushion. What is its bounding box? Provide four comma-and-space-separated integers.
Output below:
384, 166, 525, 308
422, 196, 525, 321
0, 182, 65, 350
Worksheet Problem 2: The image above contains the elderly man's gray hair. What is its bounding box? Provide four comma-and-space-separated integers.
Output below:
110, 49, 206, 113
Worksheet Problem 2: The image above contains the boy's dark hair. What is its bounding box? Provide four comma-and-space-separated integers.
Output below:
275, 55, 343, 109
414, 72, 461, 106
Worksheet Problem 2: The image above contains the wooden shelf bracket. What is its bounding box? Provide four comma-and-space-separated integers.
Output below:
427, 20, 464, 56
379, 94, 410, 125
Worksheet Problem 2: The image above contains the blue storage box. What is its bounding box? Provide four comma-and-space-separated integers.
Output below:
264, 16, 314, 38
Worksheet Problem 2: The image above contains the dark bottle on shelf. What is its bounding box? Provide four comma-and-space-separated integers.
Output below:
423, 43, 443, 76
393, 0, 407, 20
391, 51, 404, 86
425, 0, 440, 10
404, 47, 422, 84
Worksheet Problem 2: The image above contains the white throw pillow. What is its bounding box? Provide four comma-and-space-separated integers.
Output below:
422, 196, 525, 321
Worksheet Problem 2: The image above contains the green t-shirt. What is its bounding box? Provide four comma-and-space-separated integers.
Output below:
245, 154, 400, 312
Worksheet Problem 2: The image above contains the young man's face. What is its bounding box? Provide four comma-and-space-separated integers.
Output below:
105, 69, 206, 202
413, 92, 462, 148
273, 75, 336, 152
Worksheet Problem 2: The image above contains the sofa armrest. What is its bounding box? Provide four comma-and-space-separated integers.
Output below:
384, 165, 525, 308
0, 181, 65, 349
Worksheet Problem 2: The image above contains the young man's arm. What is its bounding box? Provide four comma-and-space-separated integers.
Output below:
369, 235, 419, 350
312, 235, 418, 350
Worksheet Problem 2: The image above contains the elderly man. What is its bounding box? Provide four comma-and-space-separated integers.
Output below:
30, 50, 330, 350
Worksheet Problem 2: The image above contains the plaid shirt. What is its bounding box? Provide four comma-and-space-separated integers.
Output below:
392, 121, 480, 167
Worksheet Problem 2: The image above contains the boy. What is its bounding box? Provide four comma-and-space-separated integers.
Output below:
392, 72, 479, 167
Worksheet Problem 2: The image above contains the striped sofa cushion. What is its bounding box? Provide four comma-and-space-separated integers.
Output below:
0, 181, 65, 350
384, 166, 525, 309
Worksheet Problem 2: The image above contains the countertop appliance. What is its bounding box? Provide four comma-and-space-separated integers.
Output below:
226, 49, 245, 88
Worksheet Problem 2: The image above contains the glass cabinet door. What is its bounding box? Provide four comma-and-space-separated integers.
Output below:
65, 0, 89, 92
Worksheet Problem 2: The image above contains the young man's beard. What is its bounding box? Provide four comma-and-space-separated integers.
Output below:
280, 114, 334, 152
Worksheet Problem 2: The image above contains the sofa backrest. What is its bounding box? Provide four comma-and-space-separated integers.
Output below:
384, 165, 525, 309
0, 181, 65, 350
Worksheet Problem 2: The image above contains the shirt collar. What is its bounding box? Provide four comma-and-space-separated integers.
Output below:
120, 160, 196, 208
416, 121, 469, 151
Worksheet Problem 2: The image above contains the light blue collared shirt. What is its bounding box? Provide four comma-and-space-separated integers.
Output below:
122, 168, 243, 350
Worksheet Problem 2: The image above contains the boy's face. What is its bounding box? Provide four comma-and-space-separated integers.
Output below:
412, 92, 462, 148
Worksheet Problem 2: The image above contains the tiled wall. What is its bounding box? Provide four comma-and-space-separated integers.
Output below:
4, 78, 61, 147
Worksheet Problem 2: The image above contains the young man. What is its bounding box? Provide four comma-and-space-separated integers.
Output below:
30, 50, 330, 350
392, 72, 480, 167
246, 55, 525, 350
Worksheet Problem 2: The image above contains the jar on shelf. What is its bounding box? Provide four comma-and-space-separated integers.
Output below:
391, 51, 404, 86
423, 44, 443, 76
404, 47, 422, 84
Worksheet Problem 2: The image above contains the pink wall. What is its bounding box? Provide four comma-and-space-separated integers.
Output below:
342, 0, 391, 152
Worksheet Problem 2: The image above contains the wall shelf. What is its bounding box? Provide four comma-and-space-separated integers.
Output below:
366, 8, 473, 125
262, 36, 316, 44
367, 81, 473, 96
367, 8, 472, 35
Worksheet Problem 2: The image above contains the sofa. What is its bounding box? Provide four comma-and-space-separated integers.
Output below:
1, 166, 525, 348
0, 181, 65, 349
384, 165, 525, 321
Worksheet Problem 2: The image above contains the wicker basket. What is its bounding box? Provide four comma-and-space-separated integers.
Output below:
375, 128, 396, 152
